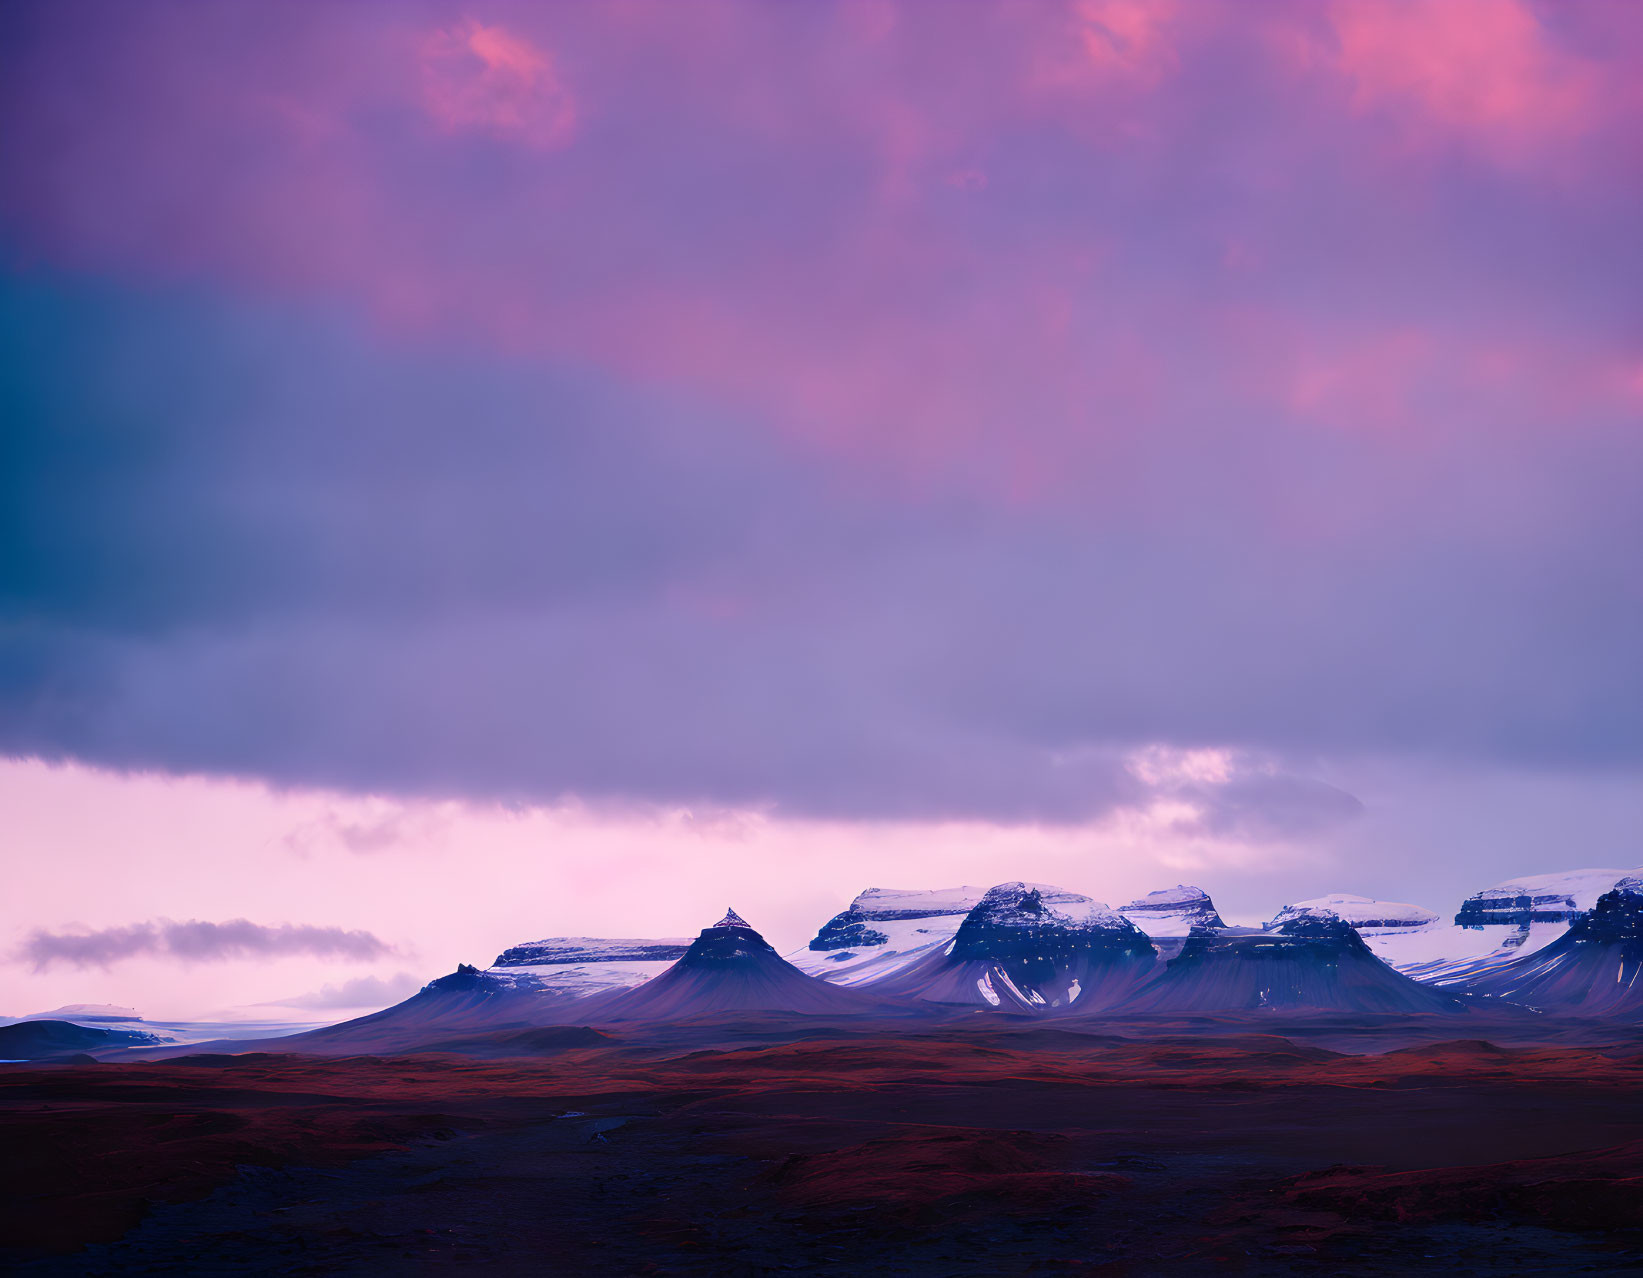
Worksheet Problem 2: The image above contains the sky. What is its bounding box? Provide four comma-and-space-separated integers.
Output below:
1, 0, 1639, 1019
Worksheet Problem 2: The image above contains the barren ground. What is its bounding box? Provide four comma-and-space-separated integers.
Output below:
4, 1017, 1642, 1275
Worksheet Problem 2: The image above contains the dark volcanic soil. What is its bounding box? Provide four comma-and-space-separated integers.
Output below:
4, 1019, 1642, 1275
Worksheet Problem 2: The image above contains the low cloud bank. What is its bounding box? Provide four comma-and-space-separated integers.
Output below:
20, 919, 393, 971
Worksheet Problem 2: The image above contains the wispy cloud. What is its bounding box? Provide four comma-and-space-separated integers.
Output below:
283, 805, 450, 856
19, 919, 394, 971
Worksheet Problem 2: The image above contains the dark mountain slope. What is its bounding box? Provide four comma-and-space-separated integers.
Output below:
592, 910, 885, 1020
1117, 916, 1470, 1015
873, 883, 1157, 1013
263, 965, 584, 1054
1460, 889, 1643, 1017
0, 1019, 162, 1061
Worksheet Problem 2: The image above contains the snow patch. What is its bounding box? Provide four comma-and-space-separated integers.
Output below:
791, 885, 984, 986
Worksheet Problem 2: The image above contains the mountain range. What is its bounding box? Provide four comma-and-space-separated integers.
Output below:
16, 864, 1643, 1060
258, 867, 1643, 1049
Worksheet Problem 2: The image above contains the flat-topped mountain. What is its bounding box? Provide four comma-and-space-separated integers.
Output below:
1453, 868, 1637, 928
13, 1003, 145, 1024
1386, 867, 1643, 986
487, 935, 693, 1001
1119, 885, 1226, 935
493, 937, 692, 966
790, 886, 986, 986
1268, 894, 1438, 933
1459, 888, 1643, 1017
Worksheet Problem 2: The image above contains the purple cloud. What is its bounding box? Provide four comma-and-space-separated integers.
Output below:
20, 919, 394, 971
0, 1, 1637, 837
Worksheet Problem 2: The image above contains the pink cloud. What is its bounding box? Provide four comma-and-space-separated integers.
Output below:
1, 1, 1637, 499
1286, 328, 1437, 435
1325, 0, 1601, 162
1073, 0, 1180, 83
421, 16, 575, 147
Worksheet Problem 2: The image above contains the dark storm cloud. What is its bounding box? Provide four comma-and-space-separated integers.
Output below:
1, 2, 1640, 842
0, 278, 778, 633
0, 273, 1639, 830
19, 918, 393, 971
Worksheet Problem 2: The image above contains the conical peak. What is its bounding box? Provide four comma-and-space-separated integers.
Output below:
685, 907, 779, 964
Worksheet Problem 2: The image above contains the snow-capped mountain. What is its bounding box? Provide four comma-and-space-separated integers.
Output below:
1118, 915, 1469, 1015
1267, 894, 1438, 933
494, 937, 693, 966
1258, 893, 1492, 977
1458, 887, 1643, 1017
594, 909, 883, 1019
1119, 886, 1226, 937
876, 882, 1156, 1013
952, 882, 1143, 949
10, 1003, 145, 1024
487, 935, 693, 1000
1452, 868, 1637, 927
1388, 867, 1643, 985
789, 886, 986, 986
